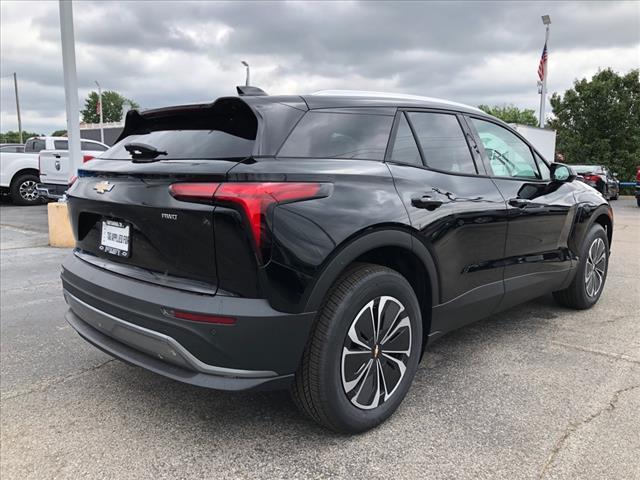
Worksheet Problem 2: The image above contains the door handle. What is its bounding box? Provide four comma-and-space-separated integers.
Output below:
508, 198, 531, 208
411, 195, 443, 211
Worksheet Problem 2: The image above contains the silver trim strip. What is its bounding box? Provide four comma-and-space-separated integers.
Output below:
65, 292, 276, 378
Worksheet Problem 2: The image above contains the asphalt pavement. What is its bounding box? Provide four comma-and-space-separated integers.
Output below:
1, 197, 638, 480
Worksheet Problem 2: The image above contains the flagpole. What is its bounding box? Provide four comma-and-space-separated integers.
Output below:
539, 15, 551, 128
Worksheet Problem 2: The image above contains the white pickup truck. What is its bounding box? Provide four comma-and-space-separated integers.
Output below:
37, 137, 108, 200
0, 136, 108, 205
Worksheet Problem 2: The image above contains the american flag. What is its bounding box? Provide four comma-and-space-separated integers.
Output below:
538, 41, 548, 81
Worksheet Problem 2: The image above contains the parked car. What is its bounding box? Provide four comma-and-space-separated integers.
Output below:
573, 164, 619, 200
1, 139, 43, 205
636, 166, 640, 207
0, 143, 25, 153
37, 138, 108, 199
62, 90, 613, 433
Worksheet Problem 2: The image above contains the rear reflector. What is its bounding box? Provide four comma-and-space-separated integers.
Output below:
171, 309, 236, 325
83, 155, 94, 163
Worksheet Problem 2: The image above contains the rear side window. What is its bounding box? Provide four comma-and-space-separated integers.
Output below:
25, 139, 46, 153
278, 111, 393, 160
54, 140, 68, 150
389, 113, 422, 166
406, 112, 477, 174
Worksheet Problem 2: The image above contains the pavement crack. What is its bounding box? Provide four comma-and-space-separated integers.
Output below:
551, 341, 640, 365
538, 384, 640, 479
1, 358, 116, 402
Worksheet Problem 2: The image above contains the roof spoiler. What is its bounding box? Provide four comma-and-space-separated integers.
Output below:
236, 86, 268, 96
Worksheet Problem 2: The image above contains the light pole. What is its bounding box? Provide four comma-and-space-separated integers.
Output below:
12, 73, 23, 143
59, 0, 82, 182
95, 80, 104, 143
538, 15, 551, 128
241, 61, 250, 86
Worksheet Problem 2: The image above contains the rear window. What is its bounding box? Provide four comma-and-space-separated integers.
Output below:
278, 111, 393, 160
101, 130, 255, 160
81, 141, 107, 151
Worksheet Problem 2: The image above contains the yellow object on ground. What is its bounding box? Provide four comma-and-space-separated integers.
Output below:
47, 201, 75, 248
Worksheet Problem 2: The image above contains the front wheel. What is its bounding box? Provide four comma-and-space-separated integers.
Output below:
291, 264, 422, 433
553, 224, 609, 309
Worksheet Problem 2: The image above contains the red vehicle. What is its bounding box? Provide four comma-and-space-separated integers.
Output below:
636, 166, 640, 207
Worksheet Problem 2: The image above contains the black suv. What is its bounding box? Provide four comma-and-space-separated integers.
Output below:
63, 90, 613, 433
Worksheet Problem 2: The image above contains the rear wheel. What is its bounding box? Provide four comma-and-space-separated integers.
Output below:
553, 224, 609, 309
10, 173, 41, 206
291, 264, 422, 433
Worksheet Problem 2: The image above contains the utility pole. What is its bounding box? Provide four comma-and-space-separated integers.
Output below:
539, 15, 551, 128
13, 73, 23, 143
58, 0, 82, 182
95, 80, 104, 143
241, 61, 250, 86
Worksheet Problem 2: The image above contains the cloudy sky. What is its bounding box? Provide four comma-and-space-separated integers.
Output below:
1, 0, 638, 135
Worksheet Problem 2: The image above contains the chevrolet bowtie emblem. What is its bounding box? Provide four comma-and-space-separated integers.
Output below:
94, 181, 114, 194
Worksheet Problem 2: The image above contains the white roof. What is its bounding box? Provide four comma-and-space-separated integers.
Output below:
311, 90, 483, 113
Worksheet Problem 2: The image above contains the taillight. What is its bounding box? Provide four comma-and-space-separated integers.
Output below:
83, 155, 94, 163
169, 181, 331, 257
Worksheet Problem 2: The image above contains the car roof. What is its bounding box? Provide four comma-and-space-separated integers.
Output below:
302, 90, 484, 114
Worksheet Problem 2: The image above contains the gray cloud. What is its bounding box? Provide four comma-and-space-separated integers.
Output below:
1, 0, 638, 134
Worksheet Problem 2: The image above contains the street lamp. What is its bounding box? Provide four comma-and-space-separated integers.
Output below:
241, 61, 250, 86
538, 15, 551, 128
95, 80, 104, 143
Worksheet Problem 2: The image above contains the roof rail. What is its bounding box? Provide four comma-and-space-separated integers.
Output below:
311, 90, 482, 112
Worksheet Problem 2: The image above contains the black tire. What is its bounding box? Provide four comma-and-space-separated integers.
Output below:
10, 173, 41, 206
553, 224, 609, 309
291, 263, 422, 433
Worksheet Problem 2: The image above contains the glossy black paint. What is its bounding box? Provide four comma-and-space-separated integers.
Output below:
64, 93, 613, 390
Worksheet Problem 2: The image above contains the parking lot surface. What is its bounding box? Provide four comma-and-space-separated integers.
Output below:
1, 197, 638, 479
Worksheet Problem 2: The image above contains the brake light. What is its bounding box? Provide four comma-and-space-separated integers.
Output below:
169, 181, 330, 252
83, 155, 94, 163
582, 174, 600, 185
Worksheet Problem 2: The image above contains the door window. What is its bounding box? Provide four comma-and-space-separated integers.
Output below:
406, 112, 477, 174
388, 113, 422, 166
470, 118, 541, 179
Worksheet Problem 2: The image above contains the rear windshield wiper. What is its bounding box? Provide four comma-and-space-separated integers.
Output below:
124, 142, 168, 162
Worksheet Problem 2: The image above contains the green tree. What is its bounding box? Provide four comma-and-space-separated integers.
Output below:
51, 129, 67, 137
477, 104, 539, 126
549, 68, 639, 180
81, 90, 139, 124
0, 131, 42, 143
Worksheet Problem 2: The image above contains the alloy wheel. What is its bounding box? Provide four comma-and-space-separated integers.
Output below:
340, 296, 412, 410
584, 237, 606, 298
19, 180, 39, 201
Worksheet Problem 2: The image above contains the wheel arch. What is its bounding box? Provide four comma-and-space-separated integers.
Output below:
302, 227, 439, 340
11, 168, 40, 185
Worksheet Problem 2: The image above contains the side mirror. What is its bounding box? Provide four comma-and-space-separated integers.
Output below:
550, 163, 576, 183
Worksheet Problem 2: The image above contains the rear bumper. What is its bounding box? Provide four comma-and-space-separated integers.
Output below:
62, 252, 316, 391
36, 182, 67, 200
